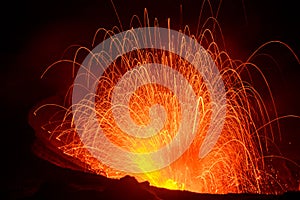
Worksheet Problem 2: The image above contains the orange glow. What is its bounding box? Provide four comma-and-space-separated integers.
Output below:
29, 12, 300, 194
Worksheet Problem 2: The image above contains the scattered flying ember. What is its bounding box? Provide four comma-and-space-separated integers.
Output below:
29, 10, 299, 194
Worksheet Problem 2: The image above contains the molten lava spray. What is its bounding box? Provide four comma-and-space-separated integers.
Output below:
29, 14, 299, 194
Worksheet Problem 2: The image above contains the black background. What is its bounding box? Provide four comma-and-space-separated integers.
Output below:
1, 0, 299, 197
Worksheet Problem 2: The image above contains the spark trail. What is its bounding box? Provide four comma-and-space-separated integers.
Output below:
29, 11, 300, 194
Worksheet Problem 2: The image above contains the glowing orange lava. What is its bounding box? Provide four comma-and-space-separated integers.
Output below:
29, 12, 299, 194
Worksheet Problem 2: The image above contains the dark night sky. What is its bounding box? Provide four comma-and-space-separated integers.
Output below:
1, 0, 299, 197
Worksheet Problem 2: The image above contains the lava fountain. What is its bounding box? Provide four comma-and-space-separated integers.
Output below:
29, 11, 299, 194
